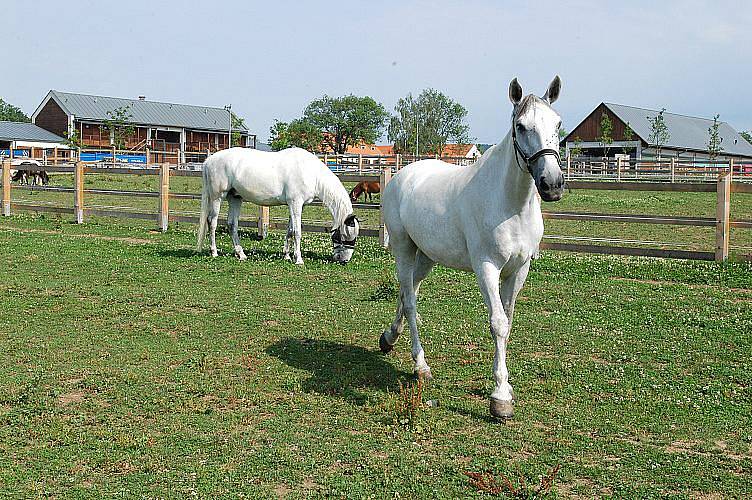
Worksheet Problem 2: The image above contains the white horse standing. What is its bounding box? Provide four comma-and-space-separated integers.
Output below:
197, 147, 360, 264
380, 77, 565, 419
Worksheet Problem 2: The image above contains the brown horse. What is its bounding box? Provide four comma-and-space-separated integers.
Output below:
349, 181, 380, 203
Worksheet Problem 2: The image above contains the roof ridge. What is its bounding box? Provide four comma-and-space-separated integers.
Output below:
51, 90, 230, 113
603, 102, 722, 123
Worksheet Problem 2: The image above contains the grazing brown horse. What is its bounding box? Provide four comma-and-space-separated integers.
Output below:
349, 181, 380, 203
12, 169, 49, 186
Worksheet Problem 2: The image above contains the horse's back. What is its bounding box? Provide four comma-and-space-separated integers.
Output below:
204, 147, 322, 205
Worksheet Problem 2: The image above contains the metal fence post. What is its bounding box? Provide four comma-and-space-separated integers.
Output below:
2, 159, 11, 216
670, 158, 676, 183
159, 162, 170, 232
379, 166, 393, 248
715, 170, 731, 262
74, 161, 84, 224
358, 154, 363, 174
616, 157, 622, 181
257, 206, 269, 240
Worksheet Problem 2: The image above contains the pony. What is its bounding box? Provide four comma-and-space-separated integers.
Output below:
349, 181, 380, 203
12, 168, 49, 186
379, 76, 565, 419
196, 147, 360, 265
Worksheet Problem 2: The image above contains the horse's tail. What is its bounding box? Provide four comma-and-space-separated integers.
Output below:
196, 164, 210, 252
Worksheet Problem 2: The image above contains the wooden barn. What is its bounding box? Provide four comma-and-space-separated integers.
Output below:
561, 103, 752, 161
32, 91, 257, 164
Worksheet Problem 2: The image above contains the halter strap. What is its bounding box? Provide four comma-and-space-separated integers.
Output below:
331, 228, 357, 249
511, 120, 561, 175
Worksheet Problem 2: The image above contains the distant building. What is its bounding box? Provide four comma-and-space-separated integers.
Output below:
32, 91, 256, 164
561, 102, 752, 161
0, 121, 71, 160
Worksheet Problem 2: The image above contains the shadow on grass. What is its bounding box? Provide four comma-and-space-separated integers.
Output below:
266, 338, 410, 405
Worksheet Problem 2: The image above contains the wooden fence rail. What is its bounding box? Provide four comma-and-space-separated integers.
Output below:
1, 159, 750, 262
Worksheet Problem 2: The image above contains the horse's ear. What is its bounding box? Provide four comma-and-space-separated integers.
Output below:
543, 75, 561, 104
509, 78, 523, 105
344, 214, 358, 227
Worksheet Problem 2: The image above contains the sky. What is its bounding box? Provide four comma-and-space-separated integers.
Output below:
4, 0, 752, 144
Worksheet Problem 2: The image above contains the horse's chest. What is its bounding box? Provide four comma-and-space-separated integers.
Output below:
486, 213, 543, 259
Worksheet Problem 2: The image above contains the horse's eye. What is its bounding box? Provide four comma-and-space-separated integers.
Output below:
516, 123, 526, 132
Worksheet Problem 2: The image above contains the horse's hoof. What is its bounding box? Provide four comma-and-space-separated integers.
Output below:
416, 368, 433, 381
489, 397, 514, 420
379, 332, 393, 354
284, 254, 292, 261
294, 260, 304, 266
238, 255, 247, 261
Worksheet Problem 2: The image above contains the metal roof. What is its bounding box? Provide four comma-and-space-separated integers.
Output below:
0, 121, 67, 143
43, 91, 249, 133
567, 102, 752, 157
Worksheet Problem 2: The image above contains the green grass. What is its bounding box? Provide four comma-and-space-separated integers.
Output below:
1, 214, 751, 498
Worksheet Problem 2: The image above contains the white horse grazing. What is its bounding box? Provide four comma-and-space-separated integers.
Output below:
380, 77, 565, 419
196, 147, 360, 265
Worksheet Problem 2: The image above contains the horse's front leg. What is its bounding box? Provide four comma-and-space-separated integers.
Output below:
474, 260, 514, 419
288, 201, 304, 265
208, 198, 222, 258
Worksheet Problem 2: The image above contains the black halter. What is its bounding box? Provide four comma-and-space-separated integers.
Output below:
511, 120, 561, 175
331, 228, 357, 249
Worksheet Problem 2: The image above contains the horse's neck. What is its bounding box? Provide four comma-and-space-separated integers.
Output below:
316, 173, 351, 226
471, 133, 538, 213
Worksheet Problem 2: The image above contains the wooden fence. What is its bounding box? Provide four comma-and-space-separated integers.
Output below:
2, 159, 751, 262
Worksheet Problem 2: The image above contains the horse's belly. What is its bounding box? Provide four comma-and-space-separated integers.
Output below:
403, 215, 473, 271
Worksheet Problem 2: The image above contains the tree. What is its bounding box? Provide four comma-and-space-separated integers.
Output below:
622, 122, 635, 155
268, 119, 323, 152
739, 131, 751, 145
65, 129, 83, 149
647, 108, 670, 161
103, 106, 136, 150
558, 127, 568, 158
0, 98, 30, 122
388, 89, 472, 155
598, 112, 613, 158
706, 114, 724, 161
303, 95, 387, 154
231, 113, 247, 147
570, 137, 583, 158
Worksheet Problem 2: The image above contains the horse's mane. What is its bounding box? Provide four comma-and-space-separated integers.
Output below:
315, 163, 353, 228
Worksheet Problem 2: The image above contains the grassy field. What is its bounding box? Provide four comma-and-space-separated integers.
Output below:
1, 213, 751, 498
9, 172, 752, 257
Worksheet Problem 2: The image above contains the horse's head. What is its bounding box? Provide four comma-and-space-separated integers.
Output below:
331, 213, 360, 264
509, 76, 565, 202
349, 187, 359, 203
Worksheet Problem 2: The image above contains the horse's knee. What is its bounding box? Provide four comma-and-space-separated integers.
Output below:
490, 314, 509, 340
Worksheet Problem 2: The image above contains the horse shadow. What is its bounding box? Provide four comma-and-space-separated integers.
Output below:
266, 338, 410, 405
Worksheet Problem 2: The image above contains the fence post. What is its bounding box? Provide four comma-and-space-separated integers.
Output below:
715, 170, 731, 262
159, 162, 170, 232
616, 156, 622, 181
74, 161, 84, 224
2, 159, 11, 217
257, 206, 269, 239
396, 153, 401, 170
566, 155, 571, 179
358, 154, 363, 174
323, 154, 328, 170
670, 157, 676, 183
379, 166, 393, 248
112, 146, 117, 166
729, 158, 734, 182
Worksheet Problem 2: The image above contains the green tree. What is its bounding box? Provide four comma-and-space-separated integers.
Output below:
706, 114, 724, 161
558, 127, 568, 158
569, 137, 583, 158
268, 119, 322, 152
103, 106, 136, 150
598, 112, 613, 158
65, 129, 83, 149
622, 122, 635, 155
388, 89, 472, 155
739, 131, 751, 145
303, 95, 387, 154
231, 113, 247, 147
0, 98, 30, 122
647, 108, 670, 161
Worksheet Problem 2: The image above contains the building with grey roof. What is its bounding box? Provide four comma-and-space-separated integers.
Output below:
0, 121, 71, 160
31, 91, 256, 164
561, 102, 752, 161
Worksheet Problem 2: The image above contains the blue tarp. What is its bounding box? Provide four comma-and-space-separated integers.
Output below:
79, 152, 146, 164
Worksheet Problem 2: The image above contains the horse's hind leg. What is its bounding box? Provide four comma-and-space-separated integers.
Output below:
288, 200, 304, 265
227, 195, 247, 261
381, 250, 434, 354
208, 198, 222, 258
283, 214, 293, 261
